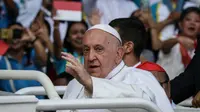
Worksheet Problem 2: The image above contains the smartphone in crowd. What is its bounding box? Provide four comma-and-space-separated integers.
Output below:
0, 29, 23, 40
53, 0, 82, 22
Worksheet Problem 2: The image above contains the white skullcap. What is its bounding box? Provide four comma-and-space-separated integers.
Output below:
87, 24, 122, 44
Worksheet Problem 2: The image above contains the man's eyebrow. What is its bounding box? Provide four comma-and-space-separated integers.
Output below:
83, 45, 89, 47
94, 44, 105, 48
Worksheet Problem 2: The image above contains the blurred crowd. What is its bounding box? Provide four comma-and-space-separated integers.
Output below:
0, 0, 200, 96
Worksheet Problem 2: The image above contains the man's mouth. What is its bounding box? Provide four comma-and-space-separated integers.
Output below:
89, 65, 99, 69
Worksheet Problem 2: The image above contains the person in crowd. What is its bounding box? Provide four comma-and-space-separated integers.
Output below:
31, 9, 56, 57
132, 1, 176, 62
157, 7, 200, 80
109, 17, 171, 102
83, 0, 138, 26
146, 0, 200, 37
53, 21, 88, 85
31, 10, 54, 59
0, 23, 46, 93
109, 17, 200, 107
60, 24, 173, 112
30, 10, 57, 82
14, 0, 42, 27
0, 0, 18, 28
136, 61, 171, 102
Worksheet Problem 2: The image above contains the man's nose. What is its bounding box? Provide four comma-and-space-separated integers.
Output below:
88, 50, 96, 61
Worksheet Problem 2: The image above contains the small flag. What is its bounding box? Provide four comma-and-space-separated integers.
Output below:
53, 1, 82, 22
0, 40, 9, 55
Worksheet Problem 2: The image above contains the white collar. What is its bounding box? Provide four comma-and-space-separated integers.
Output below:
132, 62, 141, 68
105, 61, 126, 80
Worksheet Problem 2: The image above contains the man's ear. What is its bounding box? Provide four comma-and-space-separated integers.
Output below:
123, 41, 134, 54
115, 46, 124, 64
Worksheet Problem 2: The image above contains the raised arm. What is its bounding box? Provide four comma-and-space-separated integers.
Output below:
161, 36, 195, 54
53, 20, 63, 59
23, 29, 47, 66
4, 0, 19, 19
155, 12, 180, 33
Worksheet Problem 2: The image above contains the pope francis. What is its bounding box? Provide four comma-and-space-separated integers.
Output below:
60, 24, 174, 112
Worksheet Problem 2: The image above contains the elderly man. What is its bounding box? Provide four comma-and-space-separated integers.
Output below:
61, 24, 173, 112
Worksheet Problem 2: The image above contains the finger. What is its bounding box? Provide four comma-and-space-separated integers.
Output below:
67, 53, 79, 62
37, 20, 42, 27
26, 28, 33, 35
65, 64, 77, 77
67, 53, 82, 66
61, 52, 78, 63
35, 28, 43, 36
52, 8, 57, 17
61, 52, 69, 57
66, 63, 83, 79
61, 55, 78, 66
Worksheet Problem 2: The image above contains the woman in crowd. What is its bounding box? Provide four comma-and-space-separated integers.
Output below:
53, 21, 88, 85
0, 23, 46, 93
157, 7, 200, 79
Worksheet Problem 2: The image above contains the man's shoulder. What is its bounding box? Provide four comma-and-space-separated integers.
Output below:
126, 67, 158, 83
127, 66, 152, 75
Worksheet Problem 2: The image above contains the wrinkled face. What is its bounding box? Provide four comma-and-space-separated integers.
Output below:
9, 25, 25, 51
83, 29, 123, 78
180, 12, 200, 39
68, 23, 87, 50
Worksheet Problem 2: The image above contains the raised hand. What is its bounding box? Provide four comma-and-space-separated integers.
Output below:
21, 29, 36, 42
168, 11, 180, 21
61, 52, 93, 93
177, 36, 195, 50
88, 8, 102, 26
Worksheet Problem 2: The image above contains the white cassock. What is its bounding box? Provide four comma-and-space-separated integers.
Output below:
59, 61, 174, 112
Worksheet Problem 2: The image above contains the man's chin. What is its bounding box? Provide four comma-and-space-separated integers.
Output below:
89, 72, 101, 78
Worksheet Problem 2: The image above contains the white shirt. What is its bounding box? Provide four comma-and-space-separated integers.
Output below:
61, 61, 174, 112
157, 38, 195, 80
132, 62, 141, 68
14, 0, 42, 28
156, 1, 197, 80
92, 0, 138, 24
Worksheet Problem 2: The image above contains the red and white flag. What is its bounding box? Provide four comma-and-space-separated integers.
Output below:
53, 1, 82, 22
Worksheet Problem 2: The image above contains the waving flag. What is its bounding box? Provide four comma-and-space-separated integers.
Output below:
53, 1, 82, 22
